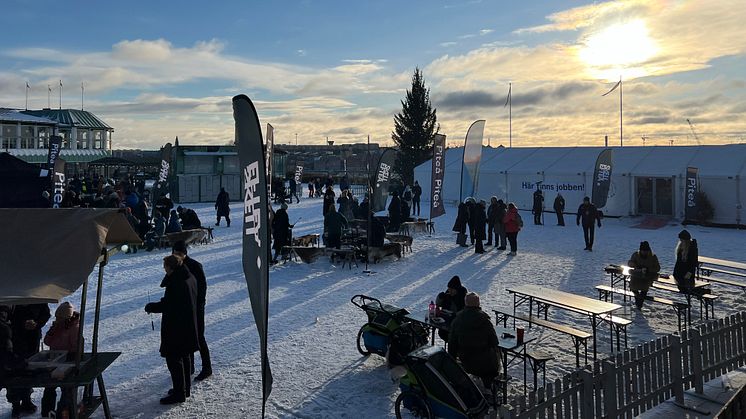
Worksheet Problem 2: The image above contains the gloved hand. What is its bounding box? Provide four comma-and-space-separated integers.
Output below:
144, 303, 156, 314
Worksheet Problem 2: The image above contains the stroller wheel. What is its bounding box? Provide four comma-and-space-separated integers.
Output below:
356, 326, 371, 356
395, 391, 432, 419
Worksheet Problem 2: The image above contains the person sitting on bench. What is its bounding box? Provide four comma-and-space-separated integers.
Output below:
627, 241, 660, 310
448, 292, 501, 389
435, 276, 467, 341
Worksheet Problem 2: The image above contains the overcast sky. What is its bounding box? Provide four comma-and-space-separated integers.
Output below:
1, 0, 745, 149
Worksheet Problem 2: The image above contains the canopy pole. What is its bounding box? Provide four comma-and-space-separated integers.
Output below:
92, 247, 109, 354
75, 276, 90, 371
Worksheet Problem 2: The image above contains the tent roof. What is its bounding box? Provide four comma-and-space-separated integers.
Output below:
0, 209, 142, 304
87, 156, 137, 167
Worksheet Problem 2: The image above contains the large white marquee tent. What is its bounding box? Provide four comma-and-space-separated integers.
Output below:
413, 144, 746, 226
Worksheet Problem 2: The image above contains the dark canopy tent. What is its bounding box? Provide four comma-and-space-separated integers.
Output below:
0, 152, 49, 208
0, 209, 142, 419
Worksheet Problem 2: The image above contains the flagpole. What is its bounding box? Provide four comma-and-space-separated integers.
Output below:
25, 82, 29, 110
619, 76, 623, 147
59, 80, 63, 109
363, 134, 373, 275
47, 85, 51, 109
509, 82, 512, 148
81, 82, 84, 111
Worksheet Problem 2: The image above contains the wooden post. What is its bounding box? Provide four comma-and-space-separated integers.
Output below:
602, 360, 617, 418
580, 368, 595, 419
670, 335, 686, 405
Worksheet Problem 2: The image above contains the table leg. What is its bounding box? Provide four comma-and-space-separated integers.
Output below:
512, 294, 517, 329
97, 374, 112, 419
592, 314, 598, 360
609, 273, 614, 303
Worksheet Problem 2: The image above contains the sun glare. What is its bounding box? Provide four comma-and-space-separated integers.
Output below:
579, 20, 658, 80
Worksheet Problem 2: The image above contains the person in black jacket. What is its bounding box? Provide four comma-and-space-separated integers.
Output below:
532, 189, 544, 225
214, 187, 231, 227
368, 214, 387, 247
172, 241, 212, 381
145, 255, 200, 404
322, 188, 336, 217
452, 200, 470, 247
673, 230, 699, 293
435, 276, 468, 343
447, 292, 500, 388
271, 203, 291, 263
324, 205, 348, 249
486, 197, 499, 246
495, 199, 507, 250
553, 193, 565, 226
576, 197, 602, 251
412, 180, 422, 217
177, 206, 202, 230
387, 191, 402, 232
7, 304, 51, 415
466, 198, 478, 245
474, 200, 487, 254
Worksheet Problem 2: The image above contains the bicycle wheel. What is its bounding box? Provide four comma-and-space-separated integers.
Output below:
395, 391, 432, 419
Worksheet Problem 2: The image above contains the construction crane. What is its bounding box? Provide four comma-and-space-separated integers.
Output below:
686, 119, 702, 145
641, 135, 648, 146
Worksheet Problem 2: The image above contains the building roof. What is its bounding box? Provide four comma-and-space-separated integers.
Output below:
0, 108, 58, 125
21, 109, 113, 130
8, 148, 109, 164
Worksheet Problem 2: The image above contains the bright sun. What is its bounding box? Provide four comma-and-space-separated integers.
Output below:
579, 20, 658, 80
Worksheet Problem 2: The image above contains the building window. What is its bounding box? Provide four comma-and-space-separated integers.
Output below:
21, 126, 34, 149
37, 127, 50, 148
78, 130, 89, 149
60, 131, 70, 149
2, 125, 15, 149
93, 131, 103, 149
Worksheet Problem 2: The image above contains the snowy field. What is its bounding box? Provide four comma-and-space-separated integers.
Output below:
2, 193, 746, 418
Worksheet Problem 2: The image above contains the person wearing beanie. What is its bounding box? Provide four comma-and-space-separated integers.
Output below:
473, 200, 487, 254
627, 241, 661, 309
214, 187, 231, 227
447, 292, 500, 388
576, 196, 602, 251
172, 241, 212, 381
486, 197, 499, 246
272, 203, 291, 263
436, 276, 468, 314
41, 302, 81, 417
674, 230, 699, 293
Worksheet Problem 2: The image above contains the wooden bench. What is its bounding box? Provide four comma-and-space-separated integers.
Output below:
525, 350, 554, 391
494, 310, 590, 367
698, 274, 746, 291
699, 265, 746, 279
596, 285, 690, 332
649, 282, 718, 320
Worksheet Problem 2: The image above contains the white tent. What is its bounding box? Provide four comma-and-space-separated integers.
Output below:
413, 145, 746, 225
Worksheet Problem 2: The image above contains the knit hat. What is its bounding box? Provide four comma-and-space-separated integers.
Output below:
678, 230, 691, 240
639, 241, 651, 252
172, 240, 188, 254
583, 196, 590, 202
55, 302, 74, 320
447, 275, 461, 289
464, 292, 480, 307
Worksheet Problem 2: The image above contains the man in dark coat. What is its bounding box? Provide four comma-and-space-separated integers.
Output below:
436, 276, 468, 313
369, 215, 386, 247
145, 255, 200, 404
576, 196, 602, 251
674, 230, 699, 293
532, 189, 544, 225
466, 198, 478, 244
474, 200, 487, 254
553, 193, 566, 226
323, 188, 336, 217
324, 205, 348, 249
495, 199, 508, 250
271, 203, 291, 263
178, 206, 202, 230
7, 304, 51, 415
448, 292, 500, 387
412, 180, 422, 217
155, 195, 174, 218
486, 197, 499, 246
288, 177, 300, 203
452, 201, 470, 247
172, 241, 212, 381
215, 187, 231, 227
387, 191, 402, 232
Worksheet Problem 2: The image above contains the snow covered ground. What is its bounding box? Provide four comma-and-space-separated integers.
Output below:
2, 193, 746, 418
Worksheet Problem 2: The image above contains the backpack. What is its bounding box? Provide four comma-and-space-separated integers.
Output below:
516, 212, 524, 228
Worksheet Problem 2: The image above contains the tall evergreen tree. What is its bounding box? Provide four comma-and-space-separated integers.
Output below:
391, 68, 439, 185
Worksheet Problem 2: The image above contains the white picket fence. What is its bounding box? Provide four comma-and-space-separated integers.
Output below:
497, 311, 746, 419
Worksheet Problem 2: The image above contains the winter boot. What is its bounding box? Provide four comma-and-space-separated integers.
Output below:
160, 394, 186, 405
195, 368, 212, 381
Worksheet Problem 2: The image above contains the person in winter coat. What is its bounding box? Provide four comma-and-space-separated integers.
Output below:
532, 189, 544, 225
145, 212, 167, 251
401, 198, 412, 223
314, 178, 322, 197
448, 292, 500, 387
41, 302, 80, 417
453, 200, 470, 247
503, 203, 522, 256
156, 195, 174, 218
402, 186, 413, 218
135, 199, 151, 238
178, 206, 202, 230
288, 177, 300, 203
145, 255, 200, 405
272, 203, 291, 263
369, 214, 386, 247
308, 181, 314, 198
466, 198, 479, 245
172, 241, 212, 381
124, 207, 140, 253
0, 305, 25, 377
436, 276, 468, 313
627, 241, 661, 309
324, 205, 348, 249
214, 187, 231, 227
7, 303, 50, 415
166, 209, 182, 234
576, 197, 602, 251
323, 188, 336, 217
357, 196, 370, 220
553, 193, 566, 226
412, 180, 422, 217
673, 230, 699, 293
387, 191, 402, 232
474, 200, 487, 254
337, 191, 350, 219
486, 197, 499, 246
495, 199, 508, 250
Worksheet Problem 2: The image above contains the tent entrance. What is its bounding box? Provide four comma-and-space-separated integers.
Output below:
636, 177, 673, 216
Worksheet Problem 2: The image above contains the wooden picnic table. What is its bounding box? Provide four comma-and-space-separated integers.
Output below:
507, 284, 621, 360
699, 256, 746, 273
606, 264, 710, 299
